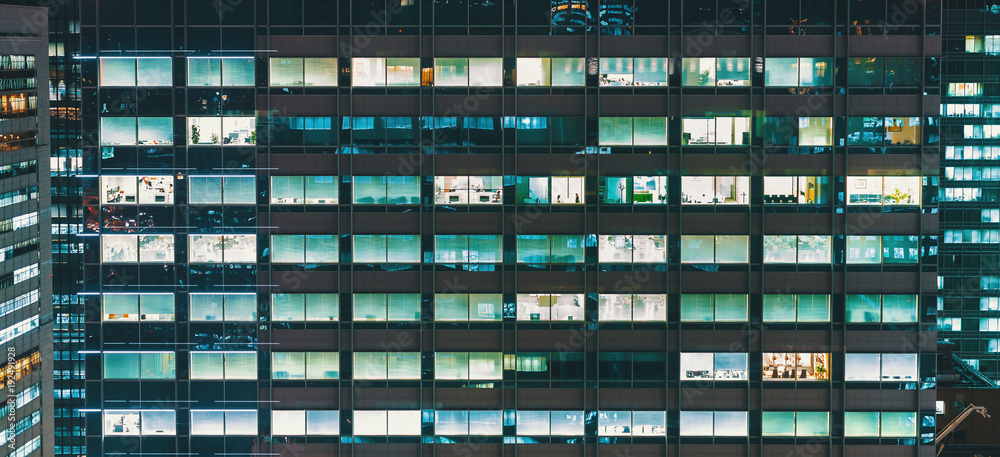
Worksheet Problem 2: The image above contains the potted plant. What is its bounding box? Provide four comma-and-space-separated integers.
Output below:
249, 130, 256, 145
885, 188, 911, 204
190, 125, 200, 144
211, 133, 220, 144
815, 363, 827, 379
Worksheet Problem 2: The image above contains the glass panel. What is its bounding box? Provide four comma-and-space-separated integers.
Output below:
845, 354, 881, 381
633, 176, 666, 204
104, 294, 139, 321
601, 177, 631, 204
271, 352, 306, 380
271, 235, 304, 263
272, 411, 306, 435
599, 295, 631, 322
763, 295, 796, 322
188, 117, 222, 145
799, 58, 833, 86
716, 57, 750, 86
762, 411, 795, 436
680, 353, 713, 380
714, 353, 748, 380
305, 235, 338, 263
305, 294, 339, 321
435, 58, 469, 86
189, 177, 223, 204
880, 412, 916, 437
189, 352, 223, 380
633, 57, 668, 86
140, 294, 174, 321
103, 353, 139, 379
799, 117, 833, 146
272, 294, 305, 321
140, 410, 176, 435
550, 177, 584, 205
517, 294, 550, 321
633, 117, 667, 145
353, 352, 387, 379
714, 411, 747, 436
224, 295, 256, 322
847, 235, 881, 264
469, 352, 502, 379
137, 118, 173, 145
681, 295, 713, 322
551, 58, 585, 86
436, 411, 469, 435
716, 294, 748, 321
846, 295, 881, 323
270, 58, 303, 86
353, 411, 387, 435
469, 293, 502, 321
844, 412, 880, 437
551, 235, 584, 263
600, 57, 633, 86
225, 410, 258, 435
190, 410, 225, 435
516, 411, 550, 435
101, 117, 137, 146
306, 352, 339, 379
678, 411, 713, 436
600, 235, 634, 262
387, 353, 420, 379
353, 294, 386, 321
682, 58, 716, 86
883, 295, 918, 322
798, 235, 831, 264
599, 117, 633, 145
681, 235, 714, 263
598, 411, 631, 436
763, 235, 797, 263
549, 411, 585, 435
387, 294, 421, 321
303, 58, 338, 86
632, 411, 665, 436
435, 352, 469, 379
386, 58, 420, 86
796, 412, 829, 436
881, 353, 918, 380
102, 235, 138, 263
353, 58, 386, 86
306, 410, 340, 435
101, 58, 136, 86
188, 58, 221, 86
715, 235, 748, 263
222, 58, 255, 86
517, 58, 550, 86
190, 294, 224, 321
469, 58, 503, 86
469, 411, 502, 435
797, 295, 830, 322
224, 352, 257, 379
765, 58, 799, 86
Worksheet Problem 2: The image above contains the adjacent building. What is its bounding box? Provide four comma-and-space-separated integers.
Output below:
76, 1, 938, 456
0, 4, 53, 457
939, 0, 1000, 386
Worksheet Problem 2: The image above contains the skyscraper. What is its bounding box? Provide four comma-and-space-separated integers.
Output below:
939, 0, 1000, 386
80, 1, 936, 455
0, 5, 52, 457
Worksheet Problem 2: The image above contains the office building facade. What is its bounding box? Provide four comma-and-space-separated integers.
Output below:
939, 0, 1000, 385
82, 1, 937, 456
0, 5, 53, 457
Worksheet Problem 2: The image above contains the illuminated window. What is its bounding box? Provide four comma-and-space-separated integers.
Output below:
763, 353, 830, 381
681, 176, 750, 204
